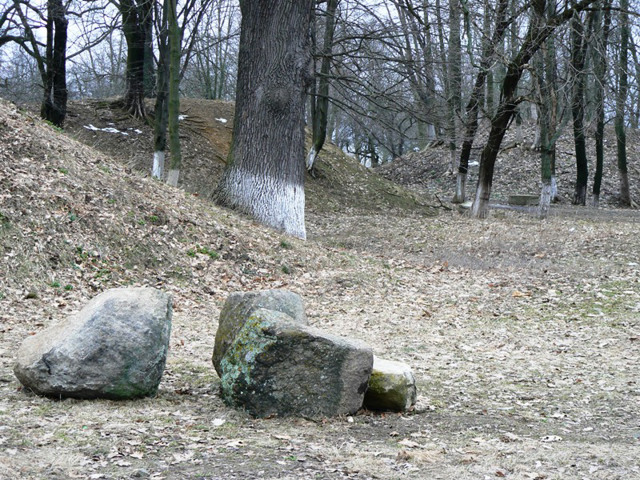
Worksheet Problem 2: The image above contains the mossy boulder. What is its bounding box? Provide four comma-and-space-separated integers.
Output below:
212, 289, 307, 376
219, 308, 373, 418
14, 288, 172, 400
363, 357, 416, 412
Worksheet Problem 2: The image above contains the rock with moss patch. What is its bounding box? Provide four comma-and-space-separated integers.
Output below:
212, 289, 307, 376
363, 357, 416, 412
14, 287, 172, 399
219, 308, 373, 418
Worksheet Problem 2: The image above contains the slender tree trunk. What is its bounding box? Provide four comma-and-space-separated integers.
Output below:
152, 0, 170, 180
453, 0, 510, 203
535, 44, 550, 218
570, 12, 588, 205
214, 0, 314, 239
591, 2, 610, 207
143, 3, 155, 98
470, 0, 597, 217
483, 0, 494, 117
471, 0, 544, 217
615, 0, 631, 206
307, 0, 339, 172
447, 0, 462, 174
166, 0, 182, 187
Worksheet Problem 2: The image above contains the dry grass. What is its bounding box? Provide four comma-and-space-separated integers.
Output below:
1, 99, 639, 479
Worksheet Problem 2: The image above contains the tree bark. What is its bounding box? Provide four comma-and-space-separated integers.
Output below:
167, 0, 182, 187
453, 0, 510, 203
615, 0, 631, 206
570, 12, 588, 206
470, 0, 598, 217
40, 0, 68, 127
446, 0, 462, 174
214, 0, 314, 239
590, 1, 610, 207
120, 0, 153, 119
152, 0, 170, 180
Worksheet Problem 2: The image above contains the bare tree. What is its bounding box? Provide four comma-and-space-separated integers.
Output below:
471, 0, 599, 218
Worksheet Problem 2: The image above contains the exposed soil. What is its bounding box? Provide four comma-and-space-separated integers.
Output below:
1, 99, 639, 480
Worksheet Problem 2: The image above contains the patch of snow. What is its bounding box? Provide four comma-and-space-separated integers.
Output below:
178, 115, 188, 121
469, 161, 480, 167
102, 127, 128, 135
215, 118, 228, 124
82, 124, 129, 135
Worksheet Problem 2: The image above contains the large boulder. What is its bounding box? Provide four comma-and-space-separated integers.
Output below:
14, 287, 172, 400
363, 357, 417, 412
212, 290, 307, 376
219, 308, 373, 418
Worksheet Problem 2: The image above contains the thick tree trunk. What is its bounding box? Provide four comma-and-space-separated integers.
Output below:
307, 0, 338, 172
120, 0, 152, 119
40, 0, 67, 127
214, 0, 313, 239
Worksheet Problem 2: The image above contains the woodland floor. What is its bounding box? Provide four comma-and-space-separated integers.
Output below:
0, 99, 639, 479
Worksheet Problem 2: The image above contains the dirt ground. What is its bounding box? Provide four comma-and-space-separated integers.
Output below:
1, 99, 639, 479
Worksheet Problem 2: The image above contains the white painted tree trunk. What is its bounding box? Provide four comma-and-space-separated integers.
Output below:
449, 148, 458, 174
550, 175, 558, 201
152, 151, 165, 179
306, 146, 318, 171
452, 172, 467, 203
167, 169, 179, 187
426, 124, 436, 141
471, 182, 490, 218
213, 0, 311, 240
538, 181, 552, 219
217, 169, 306, 239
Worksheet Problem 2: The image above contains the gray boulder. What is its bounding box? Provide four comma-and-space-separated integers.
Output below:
212, 289, 307, 376
219, 308, 373, 418
363, 357, 417, 412
14, 287, 172, 399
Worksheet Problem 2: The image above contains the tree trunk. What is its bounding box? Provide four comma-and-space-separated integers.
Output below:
615, 0, 631, 206
570, 12, 588, 205
469, 0, 598, 217
471, 0, 548, 218
471, 102, 515, 218
120, 0, 152, 119
40, 0, 67, 127
307, 0, 338, 172
214, 0, 313, 239
152, 0, 170, 180
167, 0, 182, 187
446, 0, 462, 174
453, 0, 510, 204
591, 2, 610, 207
